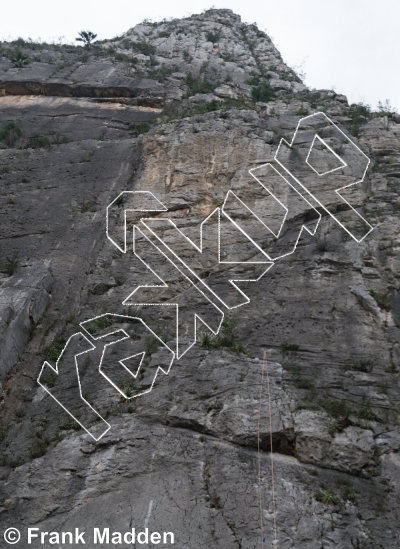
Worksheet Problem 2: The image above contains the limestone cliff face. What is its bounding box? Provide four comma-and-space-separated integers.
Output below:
1, 9, 400, 548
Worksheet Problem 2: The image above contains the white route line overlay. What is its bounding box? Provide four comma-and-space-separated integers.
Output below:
41, 111, 374, 441
106, 190, 167, 254
305, 134, 347, 176
37, 314, 175, 441
127, 226, 225, 359
80, 314, 175, 399
139, 209, 273, 311
242, 164, 322, 262
38, 332, 110, 441
275, 111, 373, 243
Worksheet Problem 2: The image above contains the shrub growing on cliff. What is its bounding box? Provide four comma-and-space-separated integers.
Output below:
29, 438, 49, 459
160, 97, 254, 124
369, 288, 392, 311
204, 99, 221, 112
51, 133, 71, 145
43, 334, 67, 362
206, 31, 221, 43
0, 122, 23, 148
288, 364, 315, 390
349, 356, 374, 373
219, 318, 238, 345
118, 379, 137, 398
328, 420, 345, 436
131, 40, 156, 56
279, 342, 299, 354
206, 401, 223, 413
245, 76, 262, 86
220, 318, 247, 353
185, 73, 218, 95
342, 487, 357, 502
146, 337, 160, 355
55, 418, 82, 437
377, 99, 397, 116
129, 122, 151, 137
295, 106, 310, 116
251, 82, 274, 102
27, 134, 51, 149
385, 363, 397, 374
148, 66, 175, 82
313, 238, 336, 254
61, 418, 81, 430
10, 37, 26, 47
84, 315, 113, 334
7, 49, 30, 67
345, 102, 372, 137
199, 331, 219, 349
335, 475, 353, 487
0, 247, 19, 276
232, 340, 248, 354
323, 399, 352, 421
356, 400, 382, 422
198, 318, 247, 354
209, 495, 221, 509
315, 489, 343, 505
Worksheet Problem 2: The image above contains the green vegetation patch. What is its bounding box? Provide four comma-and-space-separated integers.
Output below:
146, 336, 161, 355
206, 31, 221, 43
118, 379, 137, 398
345, 103, 372, 137
369, 288, 392, 311
160, 98, 255, 123
7, 49, 30, 67
27, 134, 51, 149
185, 73, 218, 95
251, 82, 274, 102
129, 122, 151, 137
84, 316, 113, 335
0, 122, 23, 148
43, 334, 68, 362
198, 317, 248, 354
314, 488, 343, 505
0, 246, 19, 275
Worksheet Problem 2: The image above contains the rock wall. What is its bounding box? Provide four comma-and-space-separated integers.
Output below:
0, 263, 53, 380
0, 9, 399, 548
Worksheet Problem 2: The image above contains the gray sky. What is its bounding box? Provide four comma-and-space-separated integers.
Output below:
1, 0, 398, 111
